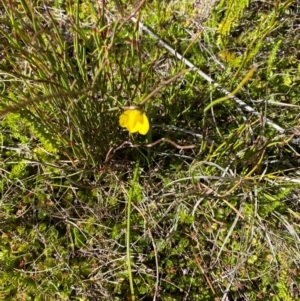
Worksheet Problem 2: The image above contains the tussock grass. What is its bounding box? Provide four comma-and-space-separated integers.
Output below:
1, 0, 300, 300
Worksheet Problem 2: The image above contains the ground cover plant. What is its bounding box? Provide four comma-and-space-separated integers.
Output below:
0, 0, 300, 300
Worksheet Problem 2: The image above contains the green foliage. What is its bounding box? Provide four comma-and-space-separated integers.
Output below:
275, 256, 294, 301
1, 0, 300, 300
267, 39, 282, 77
217, 0, 250, 41
9, 160, 29, 179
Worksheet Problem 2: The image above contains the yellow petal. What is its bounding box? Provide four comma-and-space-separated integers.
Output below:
127, 110, 143, 133
119, 109, 149, 135
138, 113, 150, 135
119, 111, 129, 128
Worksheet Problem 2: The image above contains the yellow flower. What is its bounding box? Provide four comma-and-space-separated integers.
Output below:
119, 109, 149, 135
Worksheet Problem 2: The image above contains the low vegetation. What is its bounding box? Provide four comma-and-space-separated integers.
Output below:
0, 0, 300, 300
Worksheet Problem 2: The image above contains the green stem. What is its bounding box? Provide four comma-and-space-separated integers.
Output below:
126, 160, 140, 301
